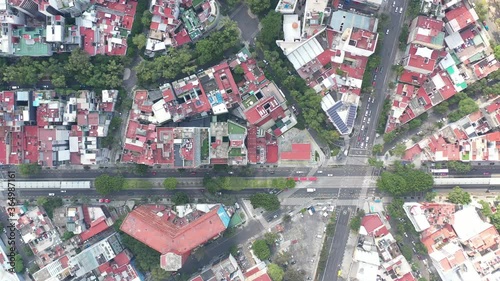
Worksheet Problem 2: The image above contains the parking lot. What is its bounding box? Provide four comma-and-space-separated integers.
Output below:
276, 208, 332, 279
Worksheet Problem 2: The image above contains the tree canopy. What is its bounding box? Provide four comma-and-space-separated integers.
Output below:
377, 163, 434, 196
18, 163, 41, 176
250, 193, 281, 211
257, 11, 283, 47
447, 161, 472, 173
267, 264, 284, 281
447, 186, 472, 205
136, 46, 194, 86
172, 191, 190, 205
247, 0, 271, 16
195, 19, 240, 65
162, 178, 178, 190
252, 239, 271, 260
95, 174, 125, 195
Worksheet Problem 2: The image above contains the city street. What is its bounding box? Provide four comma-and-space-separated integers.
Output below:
349, 0, 409, 158
321, 206, 353, 281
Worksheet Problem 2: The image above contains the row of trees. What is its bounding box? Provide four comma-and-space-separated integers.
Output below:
0, 49, 126, 90
249, 193, 281, 211
94, 174, 178, 195
135, 19, 241, 86
377, 162, 434, 196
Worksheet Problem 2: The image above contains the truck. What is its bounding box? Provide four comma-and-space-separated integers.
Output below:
306, 188, 316, 193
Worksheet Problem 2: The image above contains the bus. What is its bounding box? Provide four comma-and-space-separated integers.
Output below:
431, 169, 449, 176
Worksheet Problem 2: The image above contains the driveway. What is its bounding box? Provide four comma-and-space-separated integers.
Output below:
229, 4, 260, 44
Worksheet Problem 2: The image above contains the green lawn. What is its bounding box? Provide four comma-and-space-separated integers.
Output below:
123, 179, 154, 189
223, 178, 274, 190
229, 148, 243, 156
462, 153, 470, 160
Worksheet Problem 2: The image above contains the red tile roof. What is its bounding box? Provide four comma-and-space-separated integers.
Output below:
113, 251, 131, 267
266, 144, 278, 163
79, 216, 110, 241
280, 143, 311, 161
361, 214, 388, 237
120, 205, 227, 256
445, 5, 477, 31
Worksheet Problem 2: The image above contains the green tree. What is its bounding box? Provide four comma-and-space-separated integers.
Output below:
172, 191, 190, 205
62, 231, 75, 241
368, 157, 384, 168
350, 215, 361, 231
434, 101, 449, 115
65, 48, 93, 84
246, 0, 270, 16
141, 10, 152, 27
392, 143, 407, 157
18, 163, 41, 176
495, 45, 500, 61
268, 264, 284, 281
264, 232, 279, 246
252, 239, 271, 260
121, 231, 161, 272
14, 254, 24, 273
257, 11, 283, 47
203, 177, 222, 194
447, 161, 471, 173
285, 178, 296, 189
425, 191, 437, 202
383, 131, 397, 143
36, 197, 48, 207
94, 174, 125, 195
401, 245, 413, 261
132, 34, 147, 50
447, 186, 472, 205
490, 212, 500, 231
392, 65, 405, 76
162, 178, 178, 190
475, 0, 488, 21
249, 193, 280, 211
408, 118, 422, 130
479, 200, 492, 217
273, 252, 291, 267
377, 164, 433, 196
134, 164, 150, 176
151, 266, 171, 281
372, 144, 384, 155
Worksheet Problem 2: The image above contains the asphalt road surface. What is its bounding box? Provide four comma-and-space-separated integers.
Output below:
290, 188, 362, 200
321, 206, 353, 281
5, 188, 270, 201
14, 167, 313, 180
9, 165, 378, 180
349, 0, 409, 156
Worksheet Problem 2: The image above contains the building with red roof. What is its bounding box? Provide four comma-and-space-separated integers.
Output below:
408, 16, 445, 49
280, 143, 311, 161
188, 254, 245, 281
244, 262, 273, 281
77, 0, 137, 56
472, 54, 500, 80
445, 4, 479, 34
403, 44, 440, 75
120, 204, 232, 271
360, 213, 389, 237
79, 216, 113, 242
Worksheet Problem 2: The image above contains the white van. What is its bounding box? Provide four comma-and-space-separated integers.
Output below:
235, 203, 240, 209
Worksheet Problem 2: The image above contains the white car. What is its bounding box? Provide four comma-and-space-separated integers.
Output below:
392, 1, 395, 7
386, 29, 389, 34
317, 171, 323, 174
48, 193, 55, 196
61, 190, 66, 193
395, 7, 398, 13
327, 174, 333, 177
399, 7, 403, 13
